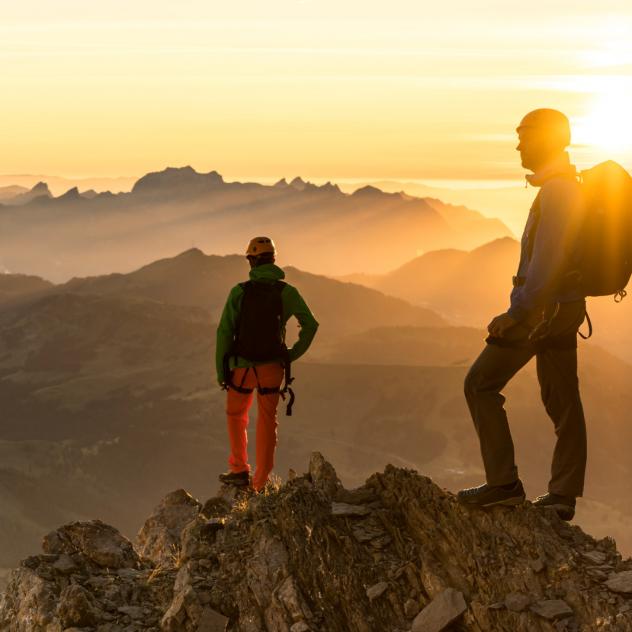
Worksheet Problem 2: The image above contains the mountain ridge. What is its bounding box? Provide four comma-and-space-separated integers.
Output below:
2, 453, 632, 631
0, 166, 513, 282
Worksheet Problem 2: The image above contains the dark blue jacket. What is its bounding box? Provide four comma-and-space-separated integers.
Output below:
508, 153, 586, 322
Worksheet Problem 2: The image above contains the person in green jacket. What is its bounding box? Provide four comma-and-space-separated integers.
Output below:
216, 237, 319, 491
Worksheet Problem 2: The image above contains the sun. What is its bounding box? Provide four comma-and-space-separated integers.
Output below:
573, 89, 632, 156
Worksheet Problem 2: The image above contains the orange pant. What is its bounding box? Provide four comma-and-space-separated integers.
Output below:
226, 363, 284, 491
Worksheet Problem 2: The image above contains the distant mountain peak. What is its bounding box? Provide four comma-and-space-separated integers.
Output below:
132, 166, 225, 195
274, 178, 288, 188
31, 181, 51, 195
58, 187, 80, 200
6, 181, 52, 206
176, 247, 206, 259
289, 177, 307, 191
352, 185, 384, 197
319, 181, 341, 194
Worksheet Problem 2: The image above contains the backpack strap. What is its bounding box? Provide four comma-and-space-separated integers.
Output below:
578, 308, 593, 340
250, 349, 296, 416
222, 356, 255, 394
526, 191, 542, 263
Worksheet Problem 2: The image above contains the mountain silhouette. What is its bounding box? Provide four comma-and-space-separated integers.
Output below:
1, 249, 632, 574
0, 167, 513, 282
132, 165, 224, 196
5, 181, 52, 206
0, 185, 28, 202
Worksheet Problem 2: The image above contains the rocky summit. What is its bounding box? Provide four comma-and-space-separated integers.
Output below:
1, 454, 632, 631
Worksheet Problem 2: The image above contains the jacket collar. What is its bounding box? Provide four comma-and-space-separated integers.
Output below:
526, 151, 577, 187
249, 263, 286, 282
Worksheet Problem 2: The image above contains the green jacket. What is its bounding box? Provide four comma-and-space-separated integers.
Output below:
215, 264, 319, 385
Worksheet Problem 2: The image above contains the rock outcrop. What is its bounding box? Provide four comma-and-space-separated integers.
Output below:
2, 453, 632, 631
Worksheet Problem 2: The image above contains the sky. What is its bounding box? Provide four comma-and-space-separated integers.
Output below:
2, 0, 632, 182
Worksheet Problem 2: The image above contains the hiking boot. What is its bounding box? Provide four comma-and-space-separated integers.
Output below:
218, 470, 250, 487
532, 493, 576, 521
457, 480, 526, 508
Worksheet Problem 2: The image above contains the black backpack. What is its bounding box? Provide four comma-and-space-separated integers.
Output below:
574, 161, 632, 299
233, 280, 286, 361
224, 280, 295, 415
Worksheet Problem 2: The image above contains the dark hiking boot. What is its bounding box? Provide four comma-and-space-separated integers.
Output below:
457, 480, 526, 508
532, 493, 576, 521
218, 470, 250, 487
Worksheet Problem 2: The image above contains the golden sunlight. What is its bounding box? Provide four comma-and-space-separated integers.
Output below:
574, 88, 632, 156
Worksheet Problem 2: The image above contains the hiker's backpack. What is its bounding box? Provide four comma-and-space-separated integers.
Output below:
224, 280, 296, 415
233, 280, 286, 361
574, 161, 632, 299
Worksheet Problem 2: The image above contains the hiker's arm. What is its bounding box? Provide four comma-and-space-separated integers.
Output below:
215, 287, 241, 385
508, 179, 583, 322
285, 287, 319, 362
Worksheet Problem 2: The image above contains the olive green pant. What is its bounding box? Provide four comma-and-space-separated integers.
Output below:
464, 301, 587, 498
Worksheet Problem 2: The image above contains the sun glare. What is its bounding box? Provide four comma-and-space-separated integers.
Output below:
573, 89, 632, 157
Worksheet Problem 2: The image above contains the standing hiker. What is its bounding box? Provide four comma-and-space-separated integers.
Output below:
458, 109, 588, 520
216, 237, 319, 492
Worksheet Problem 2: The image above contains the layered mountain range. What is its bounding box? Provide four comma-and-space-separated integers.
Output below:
341, 237, 632, 361
1, 249, 632, 580
0, 167, 512, 282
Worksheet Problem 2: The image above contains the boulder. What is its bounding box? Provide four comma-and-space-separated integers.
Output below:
606, 571, 632, 594
43, 520, 139, 569
412, 588, 467, 632
136, 489, 201, 566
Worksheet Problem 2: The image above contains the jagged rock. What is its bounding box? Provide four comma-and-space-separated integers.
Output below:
504, 591, 531, 612
411, 587, 467, 632
530, 598, 574, 620
136, 488, 202, 566
202, 496, 232, 518
56, 584, 99, 627
404, 598, 421, 618
118, 604, 145, 618
366, 582, 389, 601
180, 514, 223, 562
583, 550, 607, 565
42, 520, 139, 569
529, 554, 547, 573
331, 502, 371, 517
308, 451, 342, 496
3, 457, 632, 631
51, 553, 78, 574
606, 571, 632, 594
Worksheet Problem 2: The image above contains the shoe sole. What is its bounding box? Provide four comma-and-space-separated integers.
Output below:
533, 503, 575, 521
219, 478, 250, 487
481, 495, 526, 508
458, 495, 526, 508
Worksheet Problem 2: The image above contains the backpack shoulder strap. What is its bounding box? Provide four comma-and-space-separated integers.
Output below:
526, 190, 543, 262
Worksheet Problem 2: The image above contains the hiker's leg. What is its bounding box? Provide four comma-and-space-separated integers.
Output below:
252, 363, 284, 491
464, 342, 535, 486
226, 368, 255, 473
536, 300, 587, 498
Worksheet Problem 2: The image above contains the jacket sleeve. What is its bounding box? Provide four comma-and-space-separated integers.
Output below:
215, 286, 242, 384
284, 286, 319, 362
508, 178, 584, 321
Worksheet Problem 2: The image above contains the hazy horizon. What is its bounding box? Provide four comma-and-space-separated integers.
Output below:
3, 1, 632, 180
